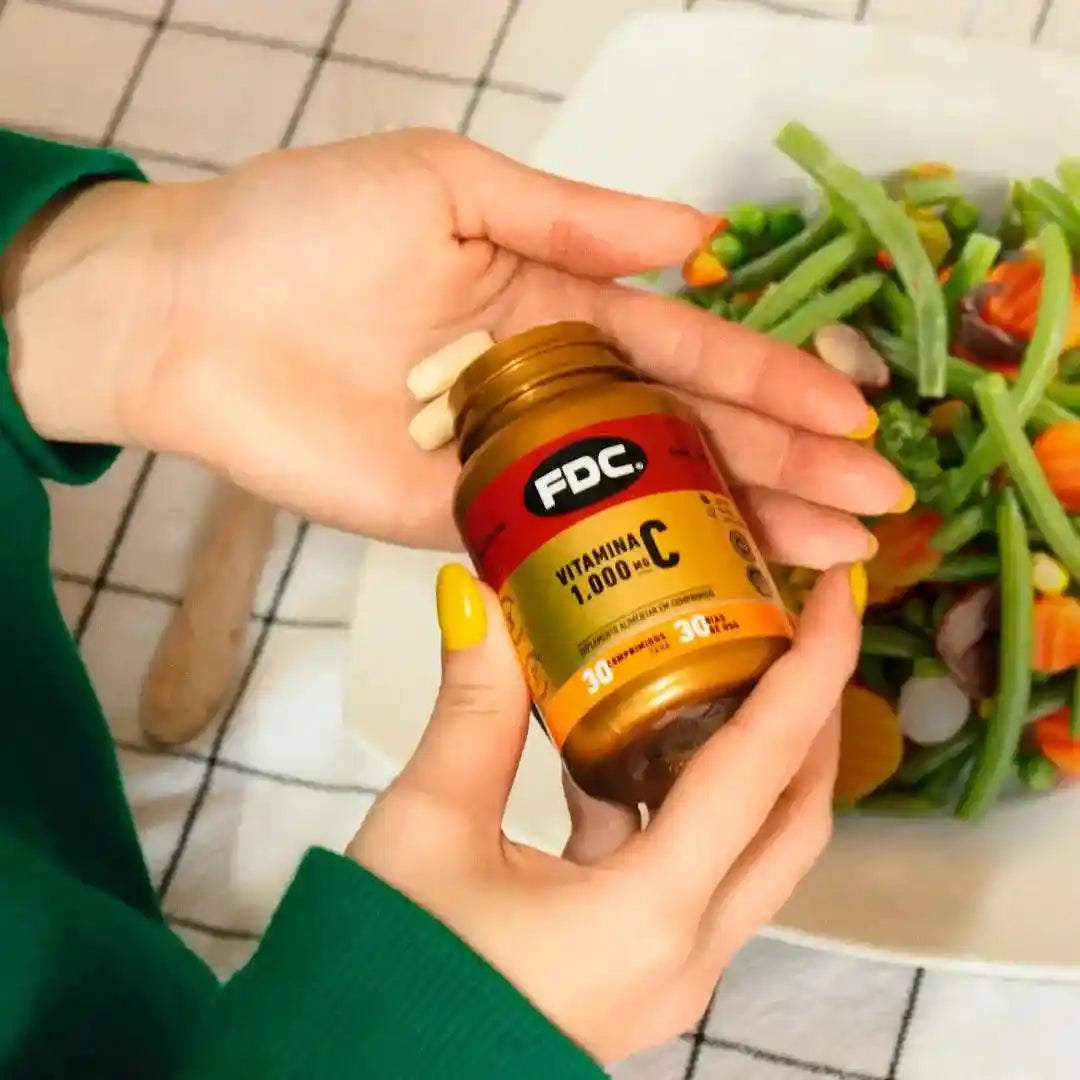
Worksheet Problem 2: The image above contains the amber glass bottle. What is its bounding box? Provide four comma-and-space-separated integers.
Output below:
451, 322, 793, 807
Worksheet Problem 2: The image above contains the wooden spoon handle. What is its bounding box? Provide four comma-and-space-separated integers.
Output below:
139, 482, 278, 745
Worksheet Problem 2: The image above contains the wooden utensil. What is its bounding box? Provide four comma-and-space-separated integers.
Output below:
138, 481, 277, 745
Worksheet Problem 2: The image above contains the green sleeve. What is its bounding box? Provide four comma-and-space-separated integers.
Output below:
182, 849, 606, 1080
0, 128, 145, 485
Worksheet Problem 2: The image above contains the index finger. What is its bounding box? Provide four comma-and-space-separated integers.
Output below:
593, 284, 875, 438
621, 563, 861, 908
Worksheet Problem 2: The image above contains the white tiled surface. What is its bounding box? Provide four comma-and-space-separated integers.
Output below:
3, 0, 1077, 1078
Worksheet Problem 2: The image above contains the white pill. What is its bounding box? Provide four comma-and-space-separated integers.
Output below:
406, 331, 495, 402
813, 324, 890, 389
408, 391, 455, 451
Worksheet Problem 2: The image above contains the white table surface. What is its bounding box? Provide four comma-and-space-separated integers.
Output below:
20, 0, 1080, 1078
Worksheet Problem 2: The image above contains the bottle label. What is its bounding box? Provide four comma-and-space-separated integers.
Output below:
461, 413, 793, 748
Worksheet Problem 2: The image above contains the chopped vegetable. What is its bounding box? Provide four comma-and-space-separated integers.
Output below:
903, 176, 964, 207
866, 511, 944, 604
1032, 421, 1080, 512
710, 230, 747, 268
682, 248, 728, 287
835, 685, 905, 803
930, 506, 986, 554
767, 273, 884, 346
1032, 551, 1070, 595
1025, 180, 1080, 252
934, 582, 998, 699
767, 205, 805, 245
722, 215, 843, 296
974, 374, 1080, 579
812, 324, 890, 388
927, 399, 965, 437
895, 725, 982, 786
860, 624, 932, 659
728, 202, 768, 239
876, 400, 944, 505
898, 671, 970, 745
743, 231, 872, 331
928, 552, 1001, 582
1017, 752, 1060, 790
957, 489, 1033, 820
1072, 666, 1080, 738
1032, 594, 1080, 675
941, 232, 1001, 313
1058, 158, 1080, 206
776, 122, 949, 397
945, 198, 981, 235
1033, 707, 1080, 777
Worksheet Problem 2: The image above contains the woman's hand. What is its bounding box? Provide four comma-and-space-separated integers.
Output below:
3, 128, 907, 563
348, 561, 861, 1066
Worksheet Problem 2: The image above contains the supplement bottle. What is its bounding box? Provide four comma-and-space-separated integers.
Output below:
450, 322, 793, 807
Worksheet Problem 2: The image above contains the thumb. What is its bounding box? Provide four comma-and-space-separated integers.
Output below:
401, 563, 531, 826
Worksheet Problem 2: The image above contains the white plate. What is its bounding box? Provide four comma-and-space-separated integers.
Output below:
345, 9, 1080, 976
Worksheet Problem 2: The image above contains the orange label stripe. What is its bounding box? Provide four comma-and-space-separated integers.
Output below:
544, 599, 793, 748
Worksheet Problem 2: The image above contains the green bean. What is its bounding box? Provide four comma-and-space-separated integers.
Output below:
1045, 381, 1080, 409
928, 553, 1001, 582
857, 792, 945, 818
947, 223, 1072, 508
930, 589, 957, 628
776, 123, 949, 397
921, 747, 978, 805
941, 232, 1001, 313
903, 177, 964, 206
1017, 182, 1047, 240
722, 215, 843, 296
974, 374, 1080, 578
856, 653, 892, 699
945, 198, 981, 235
1071, 667, 1080, 739
957, 489, 1033, 820
999, 181, 1028, 250
930, 505, 987, 553
874, 278, 916, 339
1058, 158, 1080, 206
900, 596, 930, 632
1017, 753, 1059, 791
767, 273, 884, 346
743, 231, 873, 331
767, 205, 805, 245
1030, 674, 1073, 721
867, 327, 1075, 430
860, 624, 932, 660
1059, 348, 1080, 381
952, 403, 980, 456
895, 725, 982, 786
1025, 180, 1080, 251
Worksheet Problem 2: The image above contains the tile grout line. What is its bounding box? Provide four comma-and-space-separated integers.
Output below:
696, 1035, 884, 1080
279, 0, 352, 148
886, 967, 924, 1080
682, 987, 718, 1079
116, 736, 384, 796
73, 455, 157, 643
155, 520, 312, 900
100, 0, 176, 148
168, 913, 260, 942
1032, 0, 1055, 44
458, 0, 523, 136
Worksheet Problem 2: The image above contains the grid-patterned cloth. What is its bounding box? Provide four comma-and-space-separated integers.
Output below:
8, 0, 1080, 1076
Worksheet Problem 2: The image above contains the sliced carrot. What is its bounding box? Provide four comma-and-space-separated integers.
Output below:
1033, 707, 1080, 776
682, 248, 728, 288
938, 265, 953, 285
866, 511, 944, 605
875, 249, 895, 271
835, 685, 904, 802
1033, 422, 1080, 512
705, 214, 730, 241
981, 257, 1080, 349
1032, 594, 1080, 674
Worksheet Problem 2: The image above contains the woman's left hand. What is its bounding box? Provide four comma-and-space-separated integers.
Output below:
2, 128, 908, 565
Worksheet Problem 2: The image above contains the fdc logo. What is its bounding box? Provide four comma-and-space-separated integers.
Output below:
525, 437, 648, 516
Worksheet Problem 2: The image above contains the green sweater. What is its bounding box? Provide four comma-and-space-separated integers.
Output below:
0, 130, 604, 1080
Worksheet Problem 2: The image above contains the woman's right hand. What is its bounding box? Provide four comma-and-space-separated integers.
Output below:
347, 561, 863, 1066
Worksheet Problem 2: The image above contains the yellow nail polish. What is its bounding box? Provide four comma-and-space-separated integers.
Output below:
890, 481, 917, 515
846, 407, 879, 441
435, 563, 487, 651
865, 532, 880, 560
849, 562, 868, 617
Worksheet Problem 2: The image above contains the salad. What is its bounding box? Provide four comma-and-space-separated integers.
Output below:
675, 122, 1080, 822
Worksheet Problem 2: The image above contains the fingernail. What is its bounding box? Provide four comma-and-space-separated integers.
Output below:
845, 406, 879, 441
436, 563, 487, 651
865, 532, 880, 560
889, 481, 917, 515
849, 562, 868, 617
